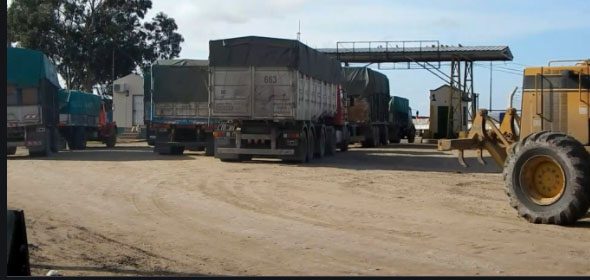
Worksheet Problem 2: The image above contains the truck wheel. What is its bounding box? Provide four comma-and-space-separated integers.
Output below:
504, 132, 590, 225
326, 128, 337, 156
205, 137, 215, 156
307, 129, 314, 162
105, 133, 116, 148
407, 133, 416, 144
50, 128, 60, 153
372, 126, 380, 147
171, 146, 185, 155
315, 127, 326, 159
7, 147, 17, 156
71, 127, 86, 150
361, 130, 375, 148
339, 127, 349, 152
380, 126, 389, 145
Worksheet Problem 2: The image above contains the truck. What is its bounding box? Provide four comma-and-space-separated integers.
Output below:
210, 36, 347, 162
150, 59, 216, 155
7, 47, 61, 157
388, 96, 416, 143
57, 89, 117, 149
341, 67, 391, 147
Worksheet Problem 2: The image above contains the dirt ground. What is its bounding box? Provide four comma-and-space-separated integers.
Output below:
7, 140, 590, 276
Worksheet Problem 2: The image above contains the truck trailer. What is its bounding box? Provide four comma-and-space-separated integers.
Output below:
342, 67, 391, 147
210, 36, 347, 162
7, 47, 61, 157
388, 96, 416, 143
57, 89, 117, 149
151, 59, 216, 155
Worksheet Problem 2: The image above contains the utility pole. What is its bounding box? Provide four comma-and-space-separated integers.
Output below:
489, 61, 493, 111
111, 47, 115, 96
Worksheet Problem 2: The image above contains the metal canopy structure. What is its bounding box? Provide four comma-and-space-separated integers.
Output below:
317, 41, 513, 63
319, 40, 514, 138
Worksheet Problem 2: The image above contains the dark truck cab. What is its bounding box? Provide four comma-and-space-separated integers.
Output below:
7, 47, 61, 157
151, 59, 215, 155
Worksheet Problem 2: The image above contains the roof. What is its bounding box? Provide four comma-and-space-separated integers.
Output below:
154, 59, 208, 67
318, 44, 513, 63
430, 84, 467, 93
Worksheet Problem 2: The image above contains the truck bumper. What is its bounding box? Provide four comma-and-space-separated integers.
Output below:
216, 147, 295, 156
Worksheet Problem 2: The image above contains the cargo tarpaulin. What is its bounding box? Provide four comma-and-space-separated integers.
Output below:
209, 36, 342, 84
390, 96, 409, 114
58, 90, 101, 116
342, 67, 390, 122
7, 47, 60, 88
342, 67, 389, 97
151, 59, 209, 103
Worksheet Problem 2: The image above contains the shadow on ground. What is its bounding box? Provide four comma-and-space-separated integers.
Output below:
244, 144, 503, 174
7, 146, 200, 162
30, 263, 212, 276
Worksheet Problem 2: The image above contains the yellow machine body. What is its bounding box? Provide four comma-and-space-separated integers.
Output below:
520, 61, 590, 146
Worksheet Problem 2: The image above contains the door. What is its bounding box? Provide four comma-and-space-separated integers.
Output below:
132, 95, 144, 126
437, 106, 449, 138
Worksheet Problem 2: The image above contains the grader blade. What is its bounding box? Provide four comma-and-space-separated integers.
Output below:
458, 149, 467, 167
477, 149, 486, 165
438, 138, 480, 167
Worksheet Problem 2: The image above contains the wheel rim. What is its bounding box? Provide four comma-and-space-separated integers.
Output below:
519, 155, 566, 205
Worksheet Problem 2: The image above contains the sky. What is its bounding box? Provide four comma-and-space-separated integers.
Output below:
7, 0, 590, 116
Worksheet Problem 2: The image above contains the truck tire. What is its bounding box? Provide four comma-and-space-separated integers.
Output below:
362, 127, 376, 148
407, 132, 416, 144
205, 137, 215, 156
105, 133, 116, 148
315, 127, 326, 159
339, 127, 349, 152
379, 126, 388, 146
307, 129, 315, 162
171, 146, 185, 155
71, 127, 86, 150
326, 128, 337, 156
50, 128, 60, 153
7, 147, 17, 156
504, 131, 590, 225
372, 126, 380, 147
407, 126, 416, 143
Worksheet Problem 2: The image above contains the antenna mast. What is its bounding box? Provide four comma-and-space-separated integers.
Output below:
297, 20, 301, 41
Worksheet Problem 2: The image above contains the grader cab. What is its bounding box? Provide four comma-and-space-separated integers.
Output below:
439, 60, 590, 225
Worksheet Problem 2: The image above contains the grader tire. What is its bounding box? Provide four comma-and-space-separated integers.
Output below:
504, 131, 590, 225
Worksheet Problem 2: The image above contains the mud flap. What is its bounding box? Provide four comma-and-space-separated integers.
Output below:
7, 209, 31, 276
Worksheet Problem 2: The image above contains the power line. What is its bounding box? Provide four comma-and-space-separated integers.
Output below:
474, 63, 522, 76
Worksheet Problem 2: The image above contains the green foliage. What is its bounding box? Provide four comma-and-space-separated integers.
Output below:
8, 0, 184, 92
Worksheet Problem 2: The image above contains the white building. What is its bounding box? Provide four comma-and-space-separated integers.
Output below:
429, 85, 469, 138
113, 73, 144, 131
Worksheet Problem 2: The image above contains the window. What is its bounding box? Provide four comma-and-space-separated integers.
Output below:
21, 88, 39, 105
7, 86, 18, 105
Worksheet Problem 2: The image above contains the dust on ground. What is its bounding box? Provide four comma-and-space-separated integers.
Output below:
7, 141, 590, 276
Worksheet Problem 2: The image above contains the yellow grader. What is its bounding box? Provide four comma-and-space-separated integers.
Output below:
439, 60, 590, 225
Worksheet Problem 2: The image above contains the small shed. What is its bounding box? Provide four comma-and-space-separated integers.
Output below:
113, 73, 144, 130
429, 85, 468, 138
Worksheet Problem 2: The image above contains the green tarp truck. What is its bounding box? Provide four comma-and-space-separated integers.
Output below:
150, 59, 216, 155
7, 47, 61, 156
388, 96, 416, 143
57, 89, 117, 149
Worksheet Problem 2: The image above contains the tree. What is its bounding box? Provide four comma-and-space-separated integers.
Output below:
7, 0, 184, 92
